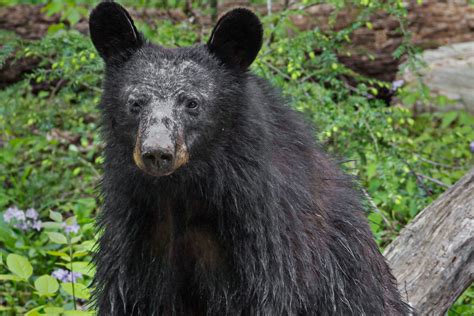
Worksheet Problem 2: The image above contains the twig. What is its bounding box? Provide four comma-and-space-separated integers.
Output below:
80, 82, 102, 93
260, 59, 292, 81
391, 144, 432, 196
77, 155, 101, 178
415, 154, 464, 170
49, 78, 66, 101
363, 118, 380, 156
416, 173, 450, 189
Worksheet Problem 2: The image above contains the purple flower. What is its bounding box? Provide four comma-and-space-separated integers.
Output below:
25, 208, 38, 220
3, 208, 16, 223
3, 206, 42, 232
52, 269, 69, 282
470, 141, 474, 154
15, 222, 30, 231
62, 218, 80, 235
68, 271, 82, 282
52, 268, 82, 283
31, 220, 42, 231
4, 206, 25, 223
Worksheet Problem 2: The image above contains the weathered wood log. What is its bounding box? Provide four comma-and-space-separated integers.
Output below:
2, 1, 474, 85
384, 168, 474, 314
289, 0, 474, 82
400, 41, 474, 114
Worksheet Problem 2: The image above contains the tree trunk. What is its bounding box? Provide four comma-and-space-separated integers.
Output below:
384, 168, 474, 315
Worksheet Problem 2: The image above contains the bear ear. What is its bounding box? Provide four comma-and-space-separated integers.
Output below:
89, 2, 143, 61
207, 8, 263, 71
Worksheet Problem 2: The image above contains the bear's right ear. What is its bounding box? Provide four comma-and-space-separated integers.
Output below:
89, 2, 143, 61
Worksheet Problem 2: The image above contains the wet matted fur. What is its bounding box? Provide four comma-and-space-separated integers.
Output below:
89, 2, 412, 315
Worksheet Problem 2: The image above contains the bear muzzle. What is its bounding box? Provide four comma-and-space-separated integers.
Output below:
133, 123, 189, 177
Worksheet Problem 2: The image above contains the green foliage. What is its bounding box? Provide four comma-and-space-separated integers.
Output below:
253, 3, 473, 245
1, 1, 473, 314
0, 29, 99, 314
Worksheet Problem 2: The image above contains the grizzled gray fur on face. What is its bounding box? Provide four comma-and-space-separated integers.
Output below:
89, 1, 412, 315
122, 53, 216, 176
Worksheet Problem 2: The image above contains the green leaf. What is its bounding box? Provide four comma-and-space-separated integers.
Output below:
46, 251, 71, 261
47, 23, 66, 35
41, 221, 63, 229
63, 311, 94, 316
401, 92, 418, 106
6, 254, 33, 280
48, 232, 68, 244
42, 0, 63, 16
65, 216, 76, 226
76, 240, 95, 252
71, 236, 82, 244
44, 307, 64, 313
61, 282, 90, 300
0, 224, 16, 248
367, 212, 383, 233
69, 261, 95, 277
49, 210, 63, 223
0, 274, 22, 281
440, 112, 458, 129
25, 305, 43, 316
65, 9, 81, 26
366, 163, 377, 179
34, 275, 59, 296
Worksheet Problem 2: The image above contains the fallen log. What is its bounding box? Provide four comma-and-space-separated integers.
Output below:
2, 1, 474, 84
289, 0, 474, 82
384, 168, 474, 314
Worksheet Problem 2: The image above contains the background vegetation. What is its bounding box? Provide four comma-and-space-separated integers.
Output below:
1, 0, 473, 315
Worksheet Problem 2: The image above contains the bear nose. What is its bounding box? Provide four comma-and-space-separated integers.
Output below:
141, 148, 174, 172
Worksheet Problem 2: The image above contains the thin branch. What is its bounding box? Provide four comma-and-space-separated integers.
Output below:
415, 154, 464, 170
80, 82, 102, 93
363, 118, 380, 156
391, 144, 432, 196
49, 78, 66, 101
260, 59, 292, 81
416, 173, 450, 189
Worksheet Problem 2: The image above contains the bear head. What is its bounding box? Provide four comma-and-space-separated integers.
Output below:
89, 2, 263, 177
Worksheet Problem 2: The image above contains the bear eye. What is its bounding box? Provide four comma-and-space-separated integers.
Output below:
185, 100, 199, 110
128, 97, 147, 114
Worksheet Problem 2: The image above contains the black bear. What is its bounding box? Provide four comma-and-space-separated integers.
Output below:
89, 2, 411, 315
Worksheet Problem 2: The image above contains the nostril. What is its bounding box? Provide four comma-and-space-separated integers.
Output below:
141, 150, 173, 171
142, 152, 158, 167
160, 153, 173, 163
142, 152, 153, 160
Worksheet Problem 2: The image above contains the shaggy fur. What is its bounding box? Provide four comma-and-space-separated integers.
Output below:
89, 2, 411, 315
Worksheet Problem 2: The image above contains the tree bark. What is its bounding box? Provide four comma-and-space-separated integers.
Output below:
384, 168, 474, 315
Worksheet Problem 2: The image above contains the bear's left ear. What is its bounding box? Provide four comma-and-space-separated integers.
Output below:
207, 8, 263, 71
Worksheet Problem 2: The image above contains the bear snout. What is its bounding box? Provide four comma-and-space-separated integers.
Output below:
133, 124, 189, 177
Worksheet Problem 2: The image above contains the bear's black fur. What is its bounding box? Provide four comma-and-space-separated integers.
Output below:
89, 2, 411, 315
